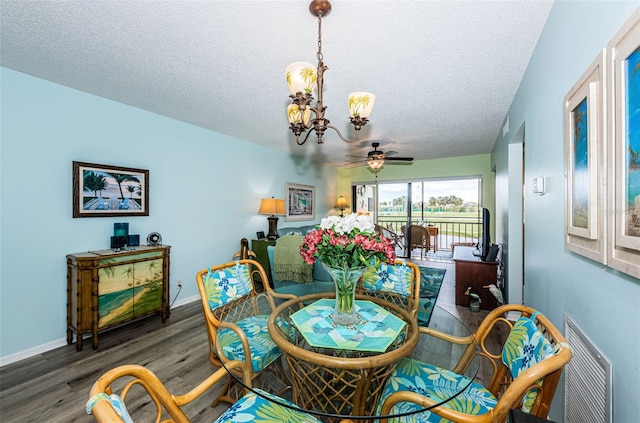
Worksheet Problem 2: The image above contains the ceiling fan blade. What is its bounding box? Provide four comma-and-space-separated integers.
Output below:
345, 154, 368, 159
385, 157, 413, 161
383, 150, 399, 157
343, 159, 366, 165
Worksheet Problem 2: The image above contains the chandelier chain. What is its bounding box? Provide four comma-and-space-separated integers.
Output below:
316, 14, 323, 62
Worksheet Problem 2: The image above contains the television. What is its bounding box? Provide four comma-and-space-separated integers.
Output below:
473, 207, 491, 260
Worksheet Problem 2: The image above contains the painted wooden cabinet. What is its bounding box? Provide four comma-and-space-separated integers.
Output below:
67, 245, 170, 351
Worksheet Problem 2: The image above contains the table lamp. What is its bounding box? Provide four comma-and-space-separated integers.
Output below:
258, 197, 286, 240
334, 195, 349, 217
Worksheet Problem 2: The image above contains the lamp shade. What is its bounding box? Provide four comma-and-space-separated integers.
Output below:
287, 104, 311, 125
334, 196, 349, 209
286, 62, 317, 96
258, 197, 285, 216
348, 92, 376, 118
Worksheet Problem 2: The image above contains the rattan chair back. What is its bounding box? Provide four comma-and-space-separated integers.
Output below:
357, 260, 421, 320
88, 360, 246, 423
195, 259, 289, 404
380, 304, 573, 423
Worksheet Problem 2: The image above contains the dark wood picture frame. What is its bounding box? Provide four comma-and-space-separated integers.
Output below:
72, 161, 149, 218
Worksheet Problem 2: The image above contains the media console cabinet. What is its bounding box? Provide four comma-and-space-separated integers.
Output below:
66, 245, 171, 351
453, 245, 499, 310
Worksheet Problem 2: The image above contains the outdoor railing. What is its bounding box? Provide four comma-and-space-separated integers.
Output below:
377, 218, 480, 253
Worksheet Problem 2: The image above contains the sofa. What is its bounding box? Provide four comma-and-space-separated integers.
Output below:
266, 225, 335, 296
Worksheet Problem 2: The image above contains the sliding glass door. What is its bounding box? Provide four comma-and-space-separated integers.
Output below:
353, 177, 482, 258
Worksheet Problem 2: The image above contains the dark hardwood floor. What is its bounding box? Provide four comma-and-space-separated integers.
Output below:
0, 302, 230, 422
0, 257, 504, 422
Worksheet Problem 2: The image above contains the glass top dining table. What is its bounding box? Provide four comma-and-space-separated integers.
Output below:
220, 291, 480, 422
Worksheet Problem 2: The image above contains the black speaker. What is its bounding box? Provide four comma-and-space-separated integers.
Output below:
110, 236, 126, 249
128, 234, 140, 246
486, 244, 500, 262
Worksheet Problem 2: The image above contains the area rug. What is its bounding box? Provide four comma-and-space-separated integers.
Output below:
417, 267, 446, 326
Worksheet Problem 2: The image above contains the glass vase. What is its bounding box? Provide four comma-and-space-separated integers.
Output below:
323, 263, 366, 326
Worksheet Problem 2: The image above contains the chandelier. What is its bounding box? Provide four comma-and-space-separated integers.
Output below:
286, 0, 375, 145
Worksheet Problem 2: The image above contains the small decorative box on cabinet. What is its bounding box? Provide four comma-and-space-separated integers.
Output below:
66, 245, 171, 351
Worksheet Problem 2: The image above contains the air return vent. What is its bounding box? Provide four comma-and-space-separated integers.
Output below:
564, 313, 612, 423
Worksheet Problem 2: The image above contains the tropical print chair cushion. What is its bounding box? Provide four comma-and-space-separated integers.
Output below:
214, 388, 323, 423
377, 357, 497, 422
202, 262, 254, 310
218, 315, 281, 372
85, 393, 134, 423
362, 261, 412, 297
501, 312, 555, 412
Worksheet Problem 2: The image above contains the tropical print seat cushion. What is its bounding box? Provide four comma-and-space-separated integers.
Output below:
502, 312, 555, 412
376, 357, 497, 423
218, 315, 281, 372
85, 393, 134, 423
214, 388, 323, 423
202, 262, 282, 372
362, 261, 412, 297
202, 262, 254, 310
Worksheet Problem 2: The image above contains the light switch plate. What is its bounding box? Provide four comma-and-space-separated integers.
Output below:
533, 176, 546, 195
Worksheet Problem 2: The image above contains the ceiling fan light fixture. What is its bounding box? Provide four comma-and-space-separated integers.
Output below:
367, 158, 384, 170
286, 0, 374, 145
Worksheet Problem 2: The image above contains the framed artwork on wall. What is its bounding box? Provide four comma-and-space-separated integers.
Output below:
563, 49, 607, 264
285, 182, 315, 221
72, 161, 149, 218
608, 8, 640, 278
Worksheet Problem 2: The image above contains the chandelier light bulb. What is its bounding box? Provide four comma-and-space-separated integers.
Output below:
348, 92, 376, 118
287, 104, 311, 125
286, 62, 317, 97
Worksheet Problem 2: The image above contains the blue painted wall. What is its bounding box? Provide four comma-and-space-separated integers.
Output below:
0, 68, 336, 361
493, 2, 640, 422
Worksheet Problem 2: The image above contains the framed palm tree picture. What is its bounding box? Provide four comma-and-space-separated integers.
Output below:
73, 161, 149, 218
608, 8, 640, 278
563, 50, 606, 264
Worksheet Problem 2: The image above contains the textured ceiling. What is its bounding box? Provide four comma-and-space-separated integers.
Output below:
1, 0, 553, 167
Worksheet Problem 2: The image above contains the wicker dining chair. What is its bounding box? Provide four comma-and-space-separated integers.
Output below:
86, 360, 329, 423
195, 259, 293, 405
401, 225, 430, 259
358, 260, 421, 320
377, 304, 573, 423
375, 223, 404, 250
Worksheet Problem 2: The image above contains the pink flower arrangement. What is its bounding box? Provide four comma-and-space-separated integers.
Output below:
300, 213, 396, 268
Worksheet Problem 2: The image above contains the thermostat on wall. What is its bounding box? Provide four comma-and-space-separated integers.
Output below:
532, 176, 546, 195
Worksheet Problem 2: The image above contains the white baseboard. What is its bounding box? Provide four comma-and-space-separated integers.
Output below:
0, 338, 68, 367
0, 297, 201, 368
172, 295, 199, 308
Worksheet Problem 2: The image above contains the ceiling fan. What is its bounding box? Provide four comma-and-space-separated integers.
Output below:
346, 142, 414, 171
